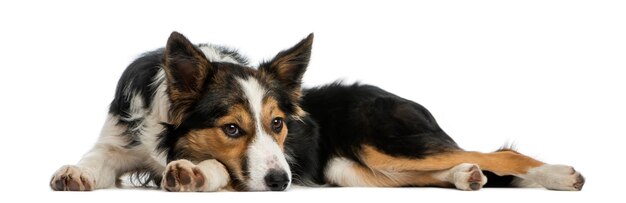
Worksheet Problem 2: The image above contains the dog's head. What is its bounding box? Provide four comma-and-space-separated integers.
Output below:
162, 32, 312, 191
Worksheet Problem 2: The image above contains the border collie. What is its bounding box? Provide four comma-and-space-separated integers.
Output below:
50, 32, 584, 192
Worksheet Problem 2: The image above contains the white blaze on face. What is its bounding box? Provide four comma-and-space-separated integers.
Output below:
236, 77, 292, 191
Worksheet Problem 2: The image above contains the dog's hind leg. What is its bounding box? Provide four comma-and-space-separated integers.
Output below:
430, 163, 488, 190
325, 157, 490, 190
325, 146, 584, 191
359, 145, 585, 191
324, 157, 443, 187
50, 115, 151, 191
324, 157, 486, 190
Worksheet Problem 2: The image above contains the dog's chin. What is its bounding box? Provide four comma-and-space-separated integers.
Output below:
247, 186, 291, 192
243, 180, 292, 191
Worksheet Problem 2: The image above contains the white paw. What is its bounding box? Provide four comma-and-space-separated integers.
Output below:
451, 163, 488, 191
525, 164, 585, 191
162, 160, 208, 192
50, 165, 95, 191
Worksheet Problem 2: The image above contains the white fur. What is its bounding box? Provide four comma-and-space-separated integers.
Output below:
511, 177, 541, 188
75, 114, 152, 188
141, 69, 170, 163
237, 77, 292, 191
162, 159, 229, 192
199, 44, 242, 64
432, 163, 487, 191
150, 69, 170, 122
324, 157, 368, 186
196, 159, 230, 191
519, 164, 583, 190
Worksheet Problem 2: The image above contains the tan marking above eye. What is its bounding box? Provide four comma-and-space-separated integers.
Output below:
261, 97, 288, 148
215, 104, 256, 135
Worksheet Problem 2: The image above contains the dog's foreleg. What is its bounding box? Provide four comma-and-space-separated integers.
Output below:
162, 159, 230, 192
50, 115, 144, 191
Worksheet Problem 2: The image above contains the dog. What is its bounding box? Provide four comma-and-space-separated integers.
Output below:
50, 32, 585, 192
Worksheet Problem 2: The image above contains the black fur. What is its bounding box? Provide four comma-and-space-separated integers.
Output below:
283, 83, 462, 185
109, 49, 164, 148
483, 171, 515, 187
284, 117, 322, 185
109, 49, 164, 117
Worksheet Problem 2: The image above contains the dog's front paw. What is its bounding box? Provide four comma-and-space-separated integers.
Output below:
163, 159, 208, 192
50, 165, 95, 191
526, 164, 585, 191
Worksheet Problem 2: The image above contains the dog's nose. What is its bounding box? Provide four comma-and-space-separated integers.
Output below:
264, 169, 289, 191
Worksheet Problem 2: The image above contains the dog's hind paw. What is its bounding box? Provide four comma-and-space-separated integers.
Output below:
451, 163, 488, 191
50, 165, 95, 191
525, 164, 585, 191
162, 159, 208, 192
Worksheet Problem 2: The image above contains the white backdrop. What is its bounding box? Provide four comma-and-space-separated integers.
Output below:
0, 0, 624, 202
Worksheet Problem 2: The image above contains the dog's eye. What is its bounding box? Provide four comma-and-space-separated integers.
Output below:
222, 124, 243, 138
271, 117, 283, 133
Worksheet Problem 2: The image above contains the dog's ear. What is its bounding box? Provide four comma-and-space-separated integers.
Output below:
260, 33, 313, 100
163, 31, 213, 126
